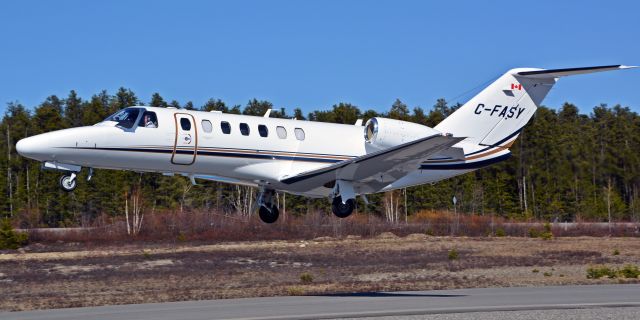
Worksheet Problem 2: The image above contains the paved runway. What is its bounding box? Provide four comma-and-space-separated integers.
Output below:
3, 284, 640, 320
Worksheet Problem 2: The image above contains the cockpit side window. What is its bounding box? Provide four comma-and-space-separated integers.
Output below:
138, 111, 158, 128
104, 108, 141, 129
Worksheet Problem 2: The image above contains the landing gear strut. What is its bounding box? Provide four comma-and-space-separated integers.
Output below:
59, 172, 77, 192
256, 188, 279, 223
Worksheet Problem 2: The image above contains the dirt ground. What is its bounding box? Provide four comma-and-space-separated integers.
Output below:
1, 235, 639, 311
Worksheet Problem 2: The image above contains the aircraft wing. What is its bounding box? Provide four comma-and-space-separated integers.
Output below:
280, 134, 464, 191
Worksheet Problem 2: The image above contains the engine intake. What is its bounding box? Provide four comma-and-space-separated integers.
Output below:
364, 117, 441, 150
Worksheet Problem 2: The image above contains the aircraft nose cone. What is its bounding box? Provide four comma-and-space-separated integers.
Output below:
16, 136, 44, 160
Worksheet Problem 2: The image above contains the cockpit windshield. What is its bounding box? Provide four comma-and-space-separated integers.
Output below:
103, 108, 141, 129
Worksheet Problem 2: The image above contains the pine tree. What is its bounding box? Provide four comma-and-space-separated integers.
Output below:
64, 90, 84, 127
388, 99, 410, 120
243, 99, 273, 116
201, 99, 228, 112
150, 93, 169, 108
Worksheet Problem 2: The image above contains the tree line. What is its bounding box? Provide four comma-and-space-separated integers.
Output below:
1, 88, 639, 227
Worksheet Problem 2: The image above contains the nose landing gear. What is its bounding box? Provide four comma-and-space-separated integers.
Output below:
59, 173, 77, 192
53, 166, 93, 192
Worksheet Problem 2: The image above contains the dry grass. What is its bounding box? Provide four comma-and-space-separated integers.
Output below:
1, 235, 640, 311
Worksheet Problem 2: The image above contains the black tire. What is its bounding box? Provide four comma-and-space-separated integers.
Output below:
332, 196, 354, 218
258, 205, 279, 224
59, 174, 77, 192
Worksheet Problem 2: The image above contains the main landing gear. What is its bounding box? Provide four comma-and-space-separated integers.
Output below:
332, 196, 355, 218
257, 188, 279, 224
330, 180, 356, 218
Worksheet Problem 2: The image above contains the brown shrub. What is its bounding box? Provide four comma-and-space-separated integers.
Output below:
20, 209, 640, 245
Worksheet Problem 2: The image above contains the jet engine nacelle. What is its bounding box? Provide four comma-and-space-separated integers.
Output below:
363, 117, 441, 150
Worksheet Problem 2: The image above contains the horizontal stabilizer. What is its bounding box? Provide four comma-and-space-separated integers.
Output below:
517, 65, 637, 79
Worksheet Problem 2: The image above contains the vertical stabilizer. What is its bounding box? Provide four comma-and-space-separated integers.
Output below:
435, 65, 636, 147
435, 68, 554, 147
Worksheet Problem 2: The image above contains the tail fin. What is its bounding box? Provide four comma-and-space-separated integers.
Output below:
435, 65, 636, 147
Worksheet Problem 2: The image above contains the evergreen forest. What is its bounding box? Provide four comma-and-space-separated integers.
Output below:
1, 88, 639, 227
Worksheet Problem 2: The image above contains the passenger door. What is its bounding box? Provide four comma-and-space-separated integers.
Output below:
172, 113, 197, 165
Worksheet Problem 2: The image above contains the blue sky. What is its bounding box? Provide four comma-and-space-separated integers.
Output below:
1, 0, 638, 116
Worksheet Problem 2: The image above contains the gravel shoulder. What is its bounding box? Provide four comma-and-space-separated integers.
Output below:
1, 236, 639, 311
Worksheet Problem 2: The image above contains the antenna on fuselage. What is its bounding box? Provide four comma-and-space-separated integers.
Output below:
263, 109, 272, 118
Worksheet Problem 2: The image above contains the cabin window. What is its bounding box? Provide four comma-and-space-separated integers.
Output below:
294, 128, 305, 141
138, 111, 158, 128
201, 120, 212, 133
276, 126, 287, 139
258, 124, 268, 137
180, 118, 191, 131
240, 123, 250, 136
221, 121, 231, 134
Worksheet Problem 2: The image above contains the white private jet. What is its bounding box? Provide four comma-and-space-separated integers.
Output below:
16, 65, 636, 223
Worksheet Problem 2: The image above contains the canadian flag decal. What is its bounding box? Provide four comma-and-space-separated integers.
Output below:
511, 83, 522, 90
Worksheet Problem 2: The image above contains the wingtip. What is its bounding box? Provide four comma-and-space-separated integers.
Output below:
620, 65, 639, 69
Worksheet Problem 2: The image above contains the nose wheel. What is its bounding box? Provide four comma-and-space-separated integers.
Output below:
59, 173, 77, 192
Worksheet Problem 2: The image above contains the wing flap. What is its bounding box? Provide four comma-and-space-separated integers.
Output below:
428, 147, 466, 161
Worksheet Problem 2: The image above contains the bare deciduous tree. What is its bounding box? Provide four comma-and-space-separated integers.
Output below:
6, 126, 13, 217
124, 177, 144, 236
231, 186, 254, 217
383, 191, 401, 223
